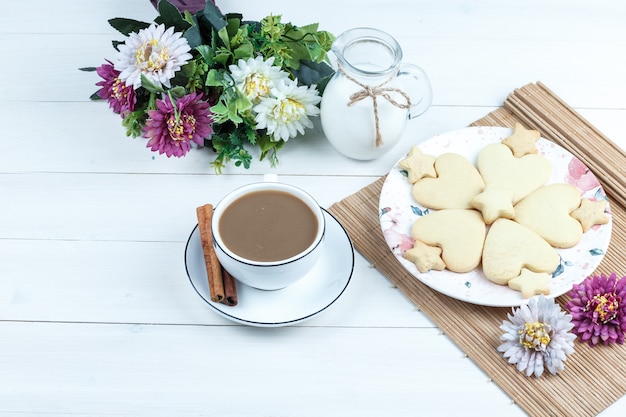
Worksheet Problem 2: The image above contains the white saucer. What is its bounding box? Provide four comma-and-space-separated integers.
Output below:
184, 209, 354, 327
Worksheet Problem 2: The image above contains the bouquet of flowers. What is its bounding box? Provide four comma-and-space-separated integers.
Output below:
82, 0, 334, 172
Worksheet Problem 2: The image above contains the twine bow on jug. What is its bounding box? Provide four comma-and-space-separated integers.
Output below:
339, 64, 412, 147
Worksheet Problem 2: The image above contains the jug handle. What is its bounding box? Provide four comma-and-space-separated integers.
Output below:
398, 63, 433, 119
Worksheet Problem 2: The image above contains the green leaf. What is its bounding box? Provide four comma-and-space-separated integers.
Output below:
205, 68, 224, 87
140, 74, 166, 94
155, 0, 192, 32
195, 44, 215, 66
282, 42, 309, 69
169, 86, 187, 98
292, 60, 335, 93
210, 101, 228, 114
257, 135, 284, 165
198, 1, 227, 31
209, 125, 255, 174
315, 30, 335, 55
184, 23, 203, 48
210, 101, 243, 124
291, 22, 319, 34
232, 92, 252, 114
112, 40, 124, 51
121, 110, 148, 137
216, 25, 232, 49
212, 46, 232, 66
108, 18, 151, 36
180, 61, 196, 78
89, 91, 103, 100
232, 41, 254, 61
79, 67, 97, 72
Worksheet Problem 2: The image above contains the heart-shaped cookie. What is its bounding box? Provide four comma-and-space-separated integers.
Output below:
514, 183, 583, 248
412, 153, 485, 210
477, 143, 552, 204
411, 209, 486, 273
482, 218, 559, 285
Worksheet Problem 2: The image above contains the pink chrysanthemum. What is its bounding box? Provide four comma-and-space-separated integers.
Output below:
143, 92, 213, 157
566, 273, 626, 346
95, 60, 136, 117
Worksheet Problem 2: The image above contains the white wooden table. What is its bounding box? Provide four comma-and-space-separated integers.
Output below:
2, 1, 625, 415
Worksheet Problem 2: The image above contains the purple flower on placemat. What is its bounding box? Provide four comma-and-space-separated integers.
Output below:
565, 273, 626, 346
143, 92, 213, 157
498, 295, 575, 377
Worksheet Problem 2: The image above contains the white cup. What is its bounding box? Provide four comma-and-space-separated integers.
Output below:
211, 181, 326, 290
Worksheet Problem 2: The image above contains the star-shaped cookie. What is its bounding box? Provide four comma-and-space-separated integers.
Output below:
571, 198, 609, 232
398, 145, 436, 184
508, 268, 551, 298
502, 123, 541, 157
403, 240, 445, 273
470, 186, 515, 224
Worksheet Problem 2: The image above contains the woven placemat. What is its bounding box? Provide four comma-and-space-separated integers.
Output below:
328, 82, 626, 417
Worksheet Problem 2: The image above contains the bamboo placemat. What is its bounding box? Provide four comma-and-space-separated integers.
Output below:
328, 82, 626, 417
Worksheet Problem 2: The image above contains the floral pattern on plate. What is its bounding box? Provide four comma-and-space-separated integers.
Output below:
379, 126, 612, 307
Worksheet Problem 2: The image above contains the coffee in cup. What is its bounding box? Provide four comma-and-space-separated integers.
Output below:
212, 181, 325, 290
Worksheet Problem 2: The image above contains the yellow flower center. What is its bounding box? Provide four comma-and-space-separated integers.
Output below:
275, 98, 304, 123
136, 38, 169, 72
167, 114, 196, 141
112, 78, 128, 101
243, 73, 271, 100
586, 293, 620, 324
519, 322, 552, 351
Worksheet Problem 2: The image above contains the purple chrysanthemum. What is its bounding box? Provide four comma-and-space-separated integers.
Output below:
95, 60, 136, 116
565, 273, 626, 346
143, 92, 213, 157
150, 0, 210, 14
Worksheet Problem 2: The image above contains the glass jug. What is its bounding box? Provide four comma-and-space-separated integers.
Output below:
320, 28, 432, 160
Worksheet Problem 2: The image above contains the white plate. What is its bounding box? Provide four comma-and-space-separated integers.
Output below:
379, 126, 612, 307
184, 209, 354, 327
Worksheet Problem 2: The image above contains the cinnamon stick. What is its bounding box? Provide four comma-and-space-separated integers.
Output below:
221, 268, 238, 306
196, 204, 225, 303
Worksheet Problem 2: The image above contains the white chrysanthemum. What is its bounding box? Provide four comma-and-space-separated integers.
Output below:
253, 80, 321, 142
229, 56, 290, 103
114, 24, 192, 90
497, 295, 576, 378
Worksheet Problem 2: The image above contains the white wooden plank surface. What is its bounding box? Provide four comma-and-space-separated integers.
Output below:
0, 322, 521, 417
1, 0, 625, 416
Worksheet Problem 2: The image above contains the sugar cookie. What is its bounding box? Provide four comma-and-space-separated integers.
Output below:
411, 209, 486, 273
482, 218, 559, 285
403, 240, 446, 273
398, 146, 437, 184
571, 198, 609, 232
477, 142, 551, 204
412, 153, 485, 210
502, 123, 540, 157
508, 268, 551, 298
514, 183, 583, 248
470, 186, 515, 224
